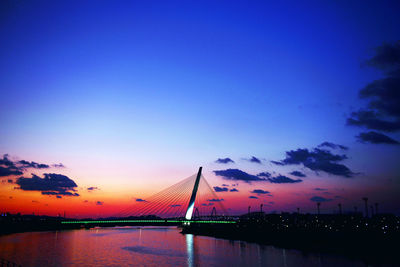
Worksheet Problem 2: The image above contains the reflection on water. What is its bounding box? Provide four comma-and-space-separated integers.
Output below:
186, 234, 194, 267
0, 227, 370, 267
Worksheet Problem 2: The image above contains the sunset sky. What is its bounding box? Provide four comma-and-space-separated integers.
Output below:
1, 0, 400, 218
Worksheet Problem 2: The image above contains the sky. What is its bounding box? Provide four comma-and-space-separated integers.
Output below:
1, 0, 400, 218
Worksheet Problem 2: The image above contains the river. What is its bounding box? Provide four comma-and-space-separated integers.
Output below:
0, 227, 370, 266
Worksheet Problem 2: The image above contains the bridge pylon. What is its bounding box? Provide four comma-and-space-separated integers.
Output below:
185, 167, 202, 220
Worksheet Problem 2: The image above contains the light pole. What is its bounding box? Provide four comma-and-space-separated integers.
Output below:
362, 197, 368, 218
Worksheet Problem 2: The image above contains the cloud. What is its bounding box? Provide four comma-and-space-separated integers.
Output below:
249, 196, 258, 199
365, 41, 400, 70
52, 163, 65, 168
18, 160, 49, 169
215, 158, 235, 164
310, 196, 332, 202
230, 188, 239, 192
250, 189, 270, 195
170, 204, 181, 207
347, 41, 400, 134
314, 188, 327, 191
245, 156, 262, 164
0, 166, 23, 177
213, 186, 228, 192
268, 175, 302, 184
356, 131, 399, 145
201, 203, 214, 206
347, 109, 400, 132
257, 172, 271, 178
42, 191, 79, 196
96, 201, 104, 205
221, 184, 229, 186
135, 198, 147, 202
289, 171, 306, 177
87, 187, 99, 191
16, 173, 79, 197
0, 155, 23, 177
213, 169, 266, 183
207, 198, 224, 202
271, 147, 355, 178
0, 154, 66, 177
270, 160, 284, 166
318, 142, 348, 150
56, 195, 62, 199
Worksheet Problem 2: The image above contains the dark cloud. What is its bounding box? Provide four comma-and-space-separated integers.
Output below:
268, 175, 302, 184
318, 142, 348, 150
347, 109, 400, 132
87, 187, 99, 191
16, 173, 79, 197
170, 204, 181, 207
356, 131, 399, 145
250, 189, 270, 195
230, 188, 239, 192
257, 172, 271, 178
221, 184, 229, 186
347, 42, 400, 134
201, 203, 214, 206
213, 169, 266, 183
0, 166, 23, 177
271, 148, 355, 178
249, 196, 258, 199
0, 155, 23, 177
56, 195, 62, 199
52, 163, 65, 168
246, 156, 262, 164
42, 191, 79, 196
18, 160, 49, 169
314, 188, 328, 191
213, 186, 228, 192
289, 171, 306, 177
366, 41, 400, 70
0, 154, 66, 177
310, 196, 332, 202
207, 198, 224, 202
136, 198, 147, 202
7, 179, 13, 183
215, 158, 235, 164
96, 201, 104, 205
270, 160, 284, 166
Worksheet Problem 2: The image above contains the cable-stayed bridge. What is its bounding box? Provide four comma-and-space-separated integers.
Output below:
62, 167, 236, 226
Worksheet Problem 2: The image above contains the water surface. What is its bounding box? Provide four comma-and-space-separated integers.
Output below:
0, 227, 370, 266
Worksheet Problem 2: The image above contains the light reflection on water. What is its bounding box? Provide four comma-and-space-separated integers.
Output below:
0, 227, 369, 267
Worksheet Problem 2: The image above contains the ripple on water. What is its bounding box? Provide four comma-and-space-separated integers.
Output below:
122, 246, 186, 258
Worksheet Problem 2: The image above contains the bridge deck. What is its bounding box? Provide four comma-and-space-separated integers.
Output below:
61, 220, 236, 225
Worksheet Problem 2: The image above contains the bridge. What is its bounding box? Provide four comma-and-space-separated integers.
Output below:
62, 167, 237, 226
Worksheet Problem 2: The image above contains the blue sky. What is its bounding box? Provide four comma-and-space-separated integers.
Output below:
1, 0, 400, 216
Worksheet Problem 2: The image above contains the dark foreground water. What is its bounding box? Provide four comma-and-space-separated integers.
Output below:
0, 227, 372, 267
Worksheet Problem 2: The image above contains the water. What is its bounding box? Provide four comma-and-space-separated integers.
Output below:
0, 227, 369, 267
